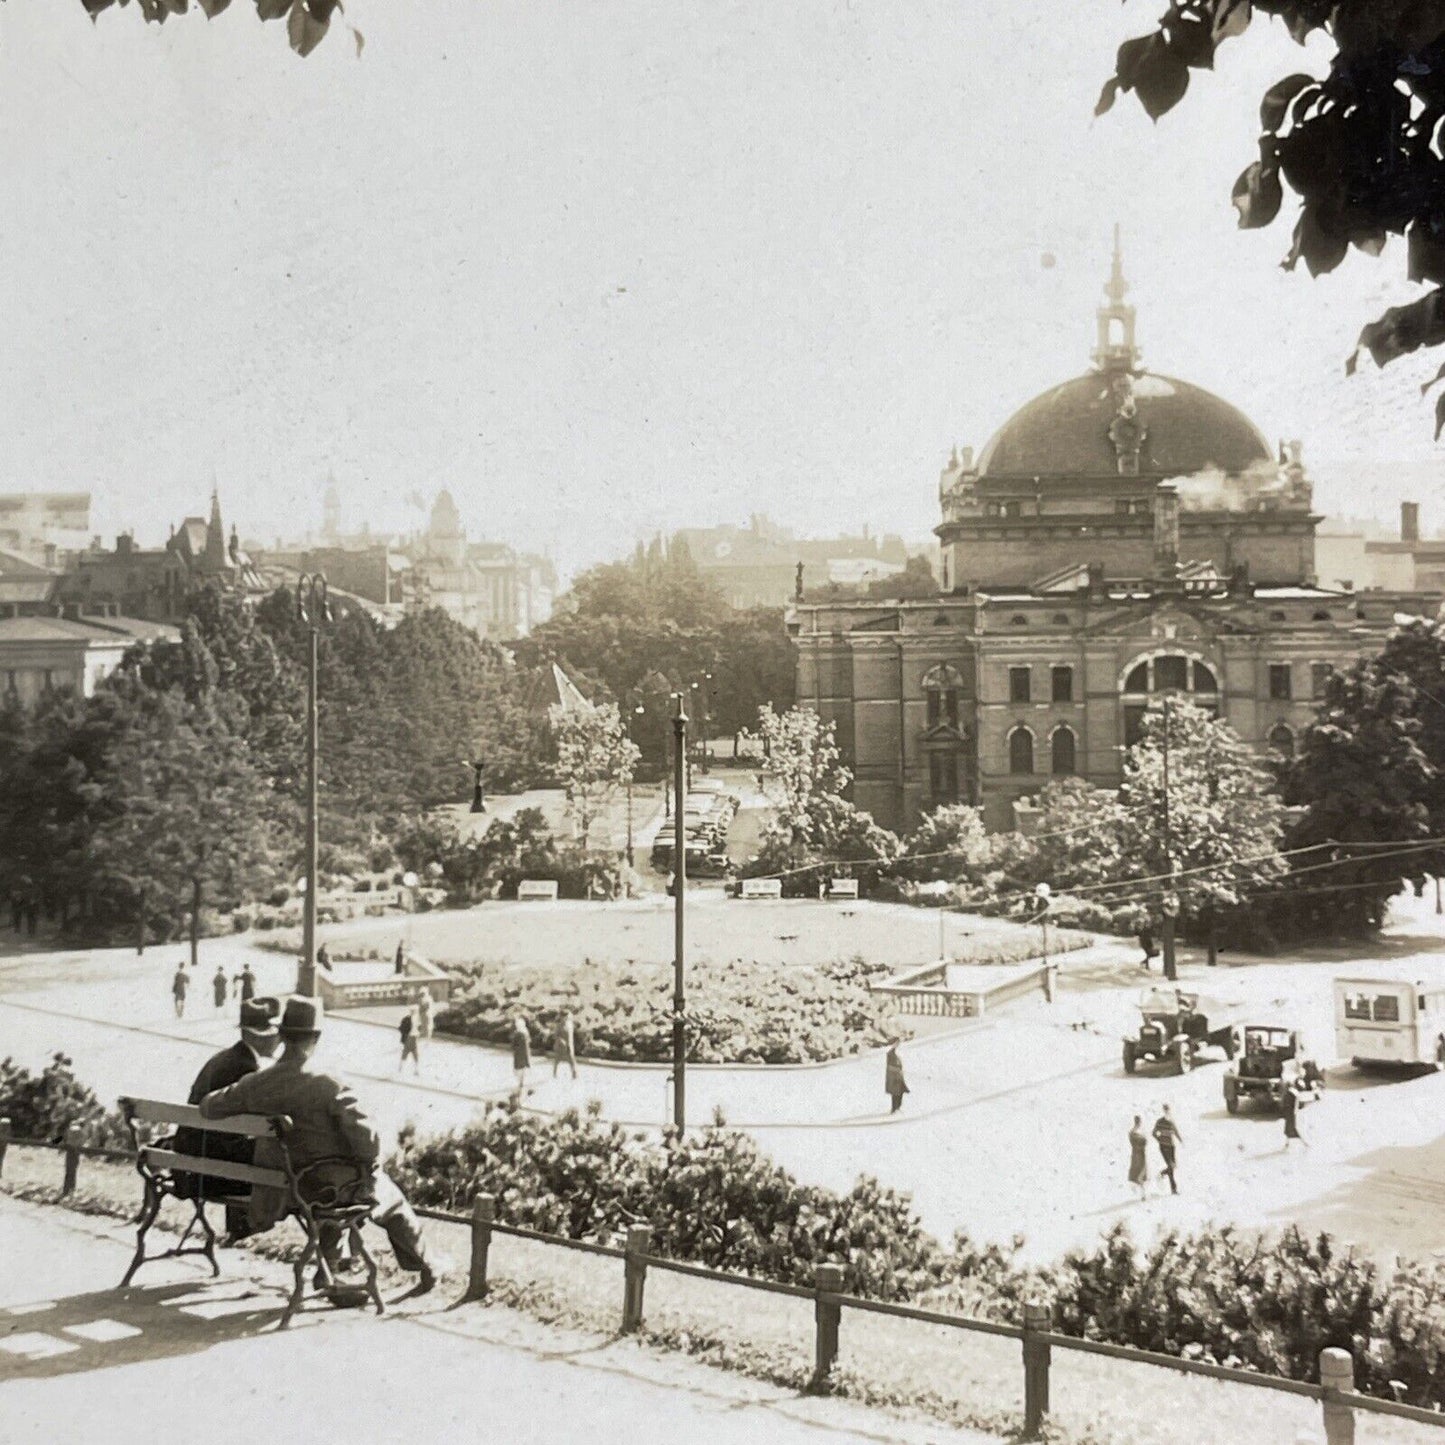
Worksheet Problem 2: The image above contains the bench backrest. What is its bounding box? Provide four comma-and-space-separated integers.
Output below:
829, 878, 860, 899
119, 1096, 291, 1190
740, 878, 783, 899
517, 879, 559, 901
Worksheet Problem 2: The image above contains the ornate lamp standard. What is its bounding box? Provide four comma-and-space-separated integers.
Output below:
295, 573, 331, 997
469, 759, 487, 814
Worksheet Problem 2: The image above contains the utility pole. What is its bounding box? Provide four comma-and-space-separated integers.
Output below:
1161, 694, 1178, 983
672, 693, 688, 1132
296, 574, 329, 997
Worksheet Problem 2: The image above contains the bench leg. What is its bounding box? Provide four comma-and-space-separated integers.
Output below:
352, 1230, 385, 1316
192, 1199, 220, 1278
279, 1233, 317, 1330
120, 1181, 161, 1288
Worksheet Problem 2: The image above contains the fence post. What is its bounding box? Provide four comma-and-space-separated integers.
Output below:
465, 1193, 496, 1301
61, 1124, 82, 1197
622, 1224, 651, 1334
810, 1263, 846, 1392
1320, 1347, 1356, 1445
1022, 1300, 1052, 1440
0, 1117, 9, 1180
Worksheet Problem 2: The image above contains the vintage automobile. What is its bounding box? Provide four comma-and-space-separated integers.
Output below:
1223, 1025, 1324, 1113
1123, 987, 1238, 1076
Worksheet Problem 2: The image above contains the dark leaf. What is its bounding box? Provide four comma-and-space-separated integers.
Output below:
1210, 0, 1251, 44
1435, 389, 1445, 441
1352, 226, 1388, 257
351, 23, 364, 56
1232, 160, 1283, 230
1259, 73, 1317, 133
1095, 77, 1120, 118
288, 0, 329, 56
1162, 9, 1214, 69
1113, 33, 1156, 92
1408, 220, 1445, 284
1134, 35, 1191, 121
80, 0, 116, 15
1418, 360, 1445, 397
197, 0, 231, 15
1350, 289, 1445, 372
1299, 204, 1348, 276
255, 0, 290, 20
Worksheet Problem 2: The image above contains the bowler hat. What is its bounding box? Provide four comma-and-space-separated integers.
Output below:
278, 995, 324, 1038
239, 995, 282, 1037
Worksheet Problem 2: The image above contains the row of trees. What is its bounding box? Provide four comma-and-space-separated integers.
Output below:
0, 584, 556, 950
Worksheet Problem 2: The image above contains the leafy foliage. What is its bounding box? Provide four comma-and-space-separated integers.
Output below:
0, 1052, 128, 1150
435, 953, 908, 1064
77, 0, 360, 60
1100, 1, 1445, 425
549, 702, 639, 850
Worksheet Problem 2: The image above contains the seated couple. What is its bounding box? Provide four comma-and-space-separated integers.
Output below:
177, 993, 436, 1294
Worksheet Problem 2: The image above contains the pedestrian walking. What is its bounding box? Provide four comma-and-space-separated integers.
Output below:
552, 1010, 578, 1080
1282, 1080, 1308, 1150
394, 939, 406, 976
417, 988, 433, 1039
1127, 1114, 1150, 1200
171, 964, 190, 1019
399, 1007, 420, 1075
1152, 1104, 1182, 1194
1138, 924, 1157, 972
212, 965, 229, 1011
238, 964, 256, 1003
316, 942, 331, 969
884, 1042, 909, 1114
511, 1016, 532, 1096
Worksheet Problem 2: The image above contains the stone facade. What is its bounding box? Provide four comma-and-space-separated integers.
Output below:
791, 234, 1440, 833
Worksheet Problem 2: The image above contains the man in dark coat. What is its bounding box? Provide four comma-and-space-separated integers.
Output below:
885, 1043, 909, 1114
200, 996, 436, 1294
174, 995, 282, 1239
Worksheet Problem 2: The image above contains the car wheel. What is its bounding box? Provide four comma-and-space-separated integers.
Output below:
1436, 1037, 1445, 1073
1122, 1042, 1136, 1075
1224, 1081, 1239, 1115
1175, 1041, 1192, 1074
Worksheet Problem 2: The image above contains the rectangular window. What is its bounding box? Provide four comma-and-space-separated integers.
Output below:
943, 689, 959, 728
1051, 666, 1073, 703
1373, 994, 1401, 1024
1311, 662, 1332, 699
926, 690, 940, 728
1001, 501, 1022, 519
1344, 993, 1372, 1022
1123, 705, 1145, 749
929, 752, 959, 802
1008, 667, 1031, 703
1269, 663, 1292, 700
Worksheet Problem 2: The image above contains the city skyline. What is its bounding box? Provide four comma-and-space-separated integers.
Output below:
2, 1, 1443, 581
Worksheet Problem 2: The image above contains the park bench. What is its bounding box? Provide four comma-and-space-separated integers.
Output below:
828, 878, 859, 900
739, 878, 783, 900
517, 879, 560, 901
117, 1097, 384, 1328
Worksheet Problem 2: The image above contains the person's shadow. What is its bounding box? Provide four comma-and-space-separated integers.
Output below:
0, 1278, 303, 1380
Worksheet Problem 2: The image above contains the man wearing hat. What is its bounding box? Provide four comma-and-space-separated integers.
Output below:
199, 996, 436, 1294
174, 995, 283, 1240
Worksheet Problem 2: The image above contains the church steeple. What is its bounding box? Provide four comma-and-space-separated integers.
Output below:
205, 487, 227, 569
1093, 224, 1140, 372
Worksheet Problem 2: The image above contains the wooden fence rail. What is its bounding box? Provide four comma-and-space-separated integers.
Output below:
4, 1127, 1444, 1441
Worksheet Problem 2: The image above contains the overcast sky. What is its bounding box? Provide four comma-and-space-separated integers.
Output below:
1, 1, 1440, 579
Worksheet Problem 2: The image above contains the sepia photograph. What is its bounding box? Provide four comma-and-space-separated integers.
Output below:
5, 2, 1445, 1442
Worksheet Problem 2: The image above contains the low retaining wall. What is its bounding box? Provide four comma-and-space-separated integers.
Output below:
316, 953, 453, 1010
871, 960, 1052, 1018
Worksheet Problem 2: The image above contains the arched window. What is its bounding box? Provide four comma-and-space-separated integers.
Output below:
1008, 726, 1035, 775
1120, 652, 1221, 746
1268, 723, 1295, 756
1268, 610, 1287, 622
1052, 612, 1071, 627
1051, 726, 1077, 776
922, 663, 965, 730
1009, 614, 1029, 627
1311, 610, 1330, 622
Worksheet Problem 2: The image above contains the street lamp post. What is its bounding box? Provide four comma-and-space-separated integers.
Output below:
672, 692, 688, 1132
469, 760, 487, 815
296, 573, 330, 998
1160, 694, 1178, 982
1035, 882, 1053, 1003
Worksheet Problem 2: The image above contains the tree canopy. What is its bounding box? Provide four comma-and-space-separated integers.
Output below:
78, 0, 355, 60
1101, 1, 1445, 428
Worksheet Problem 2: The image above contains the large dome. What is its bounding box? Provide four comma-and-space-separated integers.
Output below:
976, 369, 1274, 481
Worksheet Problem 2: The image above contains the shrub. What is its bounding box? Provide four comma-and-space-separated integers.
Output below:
435, 954, 910, 1064
0, 1052, 128, 1150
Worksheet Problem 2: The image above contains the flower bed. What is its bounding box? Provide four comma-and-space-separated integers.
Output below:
435, 954, 911, 1064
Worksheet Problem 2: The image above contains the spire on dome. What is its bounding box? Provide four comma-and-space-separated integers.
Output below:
1093, 224, 1140, 372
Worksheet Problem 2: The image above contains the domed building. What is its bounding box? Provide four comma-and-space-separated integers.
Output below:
791, 234, 1437, 832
